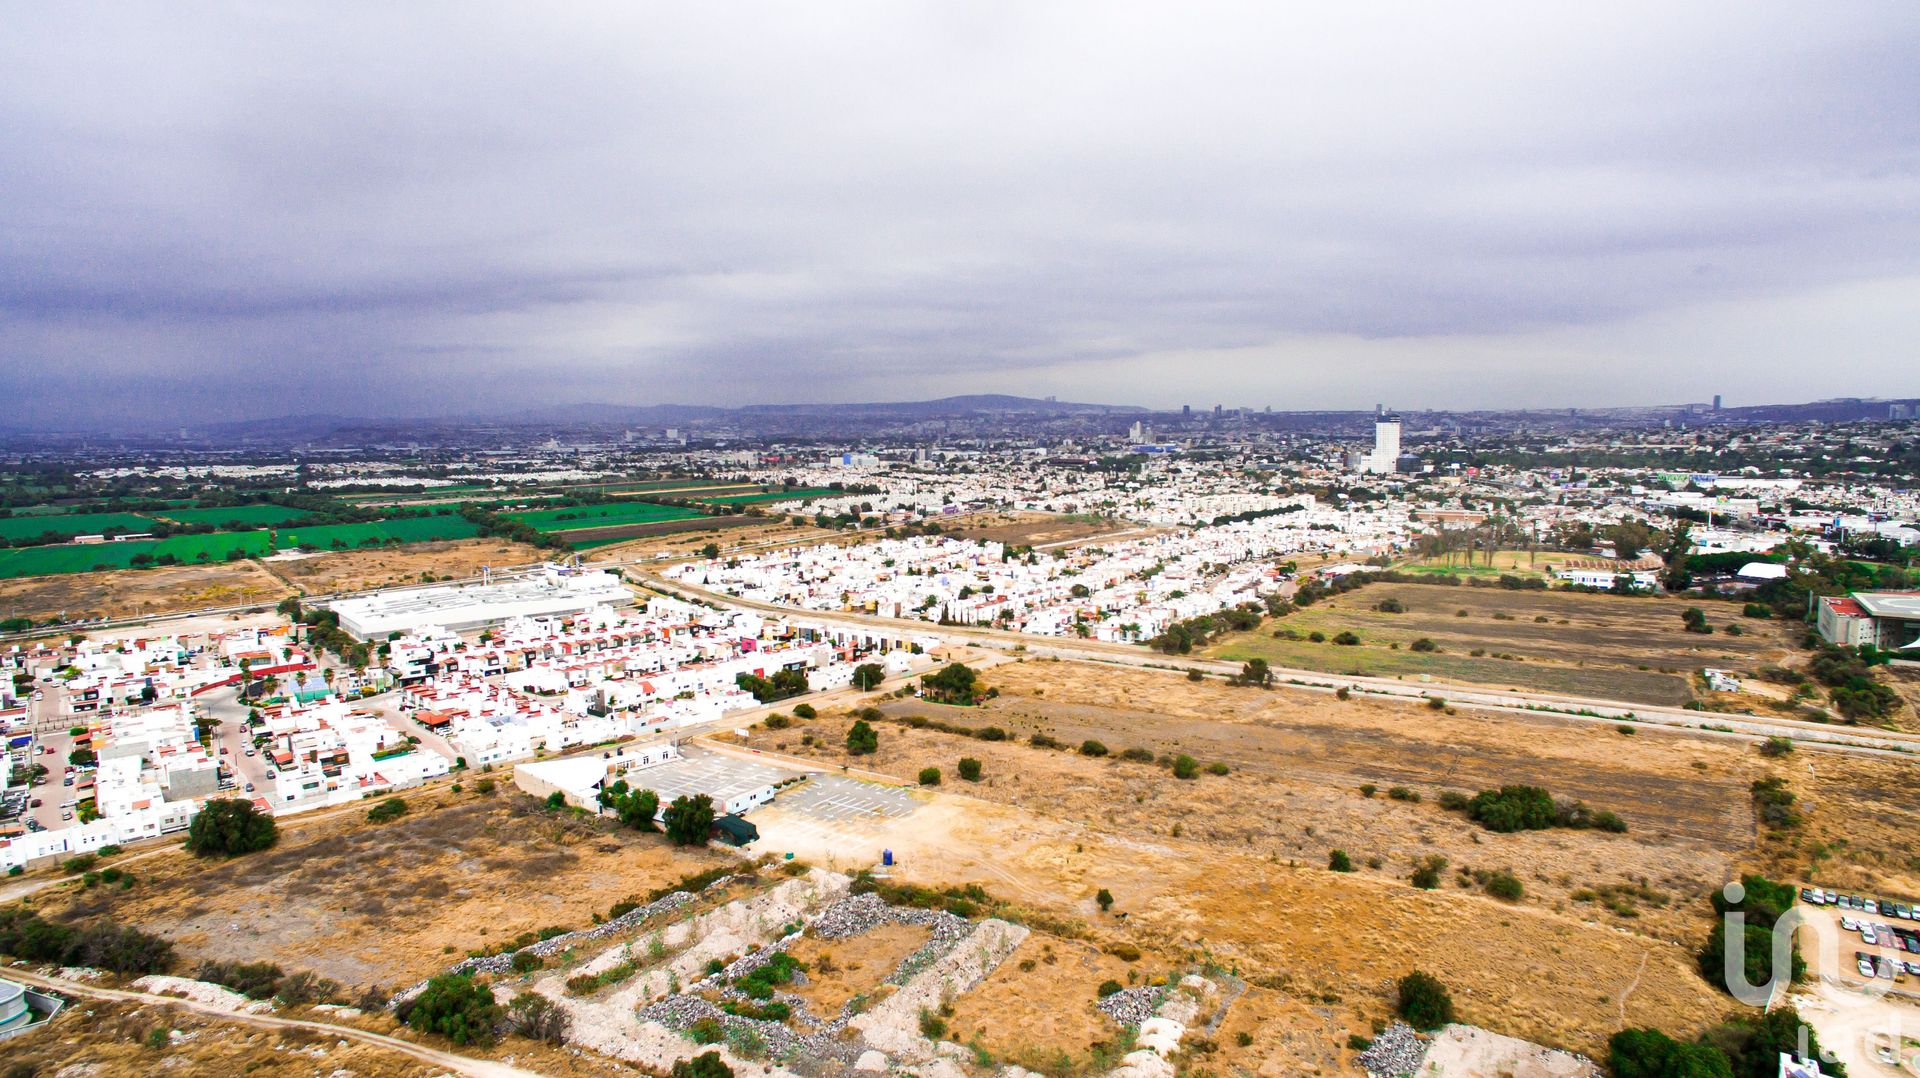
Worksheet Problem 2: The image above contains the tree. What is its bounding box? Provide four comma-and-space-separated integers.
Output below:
662, 794, 716, 846
1609, 1028, 1732, 1078
1465, 786, 1557, 832
957, 757, 982, 782
920, 663, 982, 704
1661, 521, 1695, 591
917, 766, 941, 786
671, 1052, 734, 1078
1171, 754, 1198, 780
1396, 971, 1455, 1030
401, 973, 500, 1046
366, 798, 408, 823
1096, 888, 1114, 911
1328, 849, 1354, 872
185, 798, 278, 857
1236, 659, 1273, 687
852, 663, 886, 691
845, 720, 879, 756
68, 748, 96, 767
699, 543, 720, 558
504, 990, 569, 1044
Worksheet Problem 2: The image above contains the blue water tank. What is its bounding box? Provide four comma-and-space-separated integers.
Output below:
882, 849, 894, 867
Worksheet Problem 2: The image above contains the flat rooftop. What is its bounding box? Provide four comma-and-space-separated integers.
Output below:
628, 751, 795, 804
1853, 591, 1920, 619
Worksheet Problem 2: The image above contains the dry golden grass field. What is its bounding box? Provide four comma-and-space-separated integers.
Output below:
1206, 580, 1804, 705
0, 558, 293, 622
261, 538, 551, 594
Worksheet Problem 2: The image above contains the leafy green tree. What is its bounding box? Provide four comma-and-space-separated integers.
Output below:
957, 757, 982, 781
401, 972, 500, 1045
852, 663, 886, 691
366, 798, 408, 823
917, 767, 941, 786
1396, 971, 1455, 1030
1609, 1028, 1732, 1078
1237, 659, 1273, 687
1096, 888, 1114, 911
920, 663, 983, 703
845, 719, 879, 756
662, 794, 716, 846
1328, 849, 1353, 872
1465, 786, 1557, 832
185, 798, 278, 857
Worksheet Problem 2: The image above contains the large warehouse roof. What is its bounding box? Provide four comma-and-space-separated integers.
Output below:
329, 565, 632, 638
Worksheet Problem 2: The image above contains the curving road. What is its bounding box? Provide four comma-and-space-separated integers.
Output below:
3, 967, 543, 1078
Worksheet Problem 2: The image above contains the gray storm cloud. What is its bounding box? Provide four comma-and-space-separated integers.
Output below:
1, 2, 1916, 426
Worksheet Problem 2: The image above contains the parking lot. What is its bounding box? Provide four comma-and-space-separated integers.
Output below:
777, 775, 921, 822
1800, 886, 1920, 986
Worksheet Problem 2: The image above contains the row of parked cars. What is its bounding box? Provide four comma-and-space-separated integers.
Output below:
1801, 888, 1919, 921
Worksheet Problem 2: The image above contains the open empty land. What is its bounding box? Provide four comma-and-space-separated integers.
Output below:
261, 538, 551, 594
952, 511, 1159, 550
0, 557, 293, 622
29, 786, 732, 989
1206, 581, 1803, 705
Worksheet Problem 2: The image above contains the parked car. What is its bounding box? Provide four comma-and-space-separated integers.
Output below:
1801, 888, 1819, 904
1863, 927, 1879, 946
219, 746, 228, 755
28, 799, 40, 808
243, 782, 255, 793
1859, 957, 1877, 979
60, 810, 72, 821
1866, 900, 1880, 915
1843, 916, 1860, 932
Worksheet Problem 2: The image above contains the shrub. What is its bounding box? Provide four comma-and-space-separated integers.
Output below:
792, 703, 817, 719
185, 798, 277, 857
1410, 637, 1438, 653
917, 767, 941, 786
1426, 696, 1447, 710
63, 854, 98, 874
1171, 754, 1199, 780
1186, 669, 1204, 682
1335, 685, 1351, 700
1308, 631, 1326, 643
1079, 739, 1109, 757
543, 791, 566, 810
1119, 747, 1155, 762
504, 990, 570, 1044
1410, 858, 1445, 890
1759, 736, 1793, 758
672, 1051, 733, 1078
1097, 979, 1124, 998
399, 973, 500, 1046
1387, 786, 1419, 802
688, 1016, 726, 1044
1106, 942, 1141, 961
1742, 603, 1773, 619
195, 960, 284, 999
1396, 971, 1455, 1030
763, 714, 792, 730
662, 793, 717, 846
474, 777, 495, 795
1437, 790, 1469, 811
1205, 761, 1230, 775
1465, 785, 1557, 832
1096, 888, 1114, 911
919, 1008, 948, 1039
1359, 784, 1377, 797
510, 949, 543, 973
845, 720, 879, 756
1485, 871, 1524, 901
1328, 849, 1353, 872
1332, 631, 1361, 646
1375, 597, 1406, 613
367, 798, 408, 823
1608, 1027, 1731, 1078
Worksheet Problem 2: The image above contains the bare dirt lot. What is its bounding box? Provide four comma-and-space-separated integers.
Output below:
0, 558, 293, 622
732, 658, 1822, 1058
583, 517, 845, 564
28, 786, 732, 990
260, 538, 549, 594
1207, 581, 1803, 706
950, 511, 1161, 550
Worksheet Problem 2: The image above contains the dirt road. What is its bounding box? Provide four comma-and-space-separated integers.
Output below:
3, 967, 543, 1078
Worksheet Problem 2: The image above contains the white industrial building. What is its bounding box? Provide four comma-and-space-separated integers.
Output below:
330, 564, 632, 638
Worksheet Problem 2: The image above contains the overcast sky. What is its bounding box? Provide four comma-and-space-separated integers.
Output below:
3, 3, 1917, 426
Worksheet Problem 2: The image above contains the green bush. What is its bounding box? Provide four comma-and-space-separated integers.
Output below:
1410, 637, 1438, 652
1328, 850, 1353, 872
510, 949, 543, 973
1387, 786, 1419, 802
1097, 979, 1124, 998
185, 798, 278, 857
792, 703, 817, 719
1171, 754, 1199, 780
399, 973, 500, 1046
1396, 971, 1455, 1030
1608, 1027, 1732, 1078
1096, 888, 1114, 911
1465, 786, 1557, 832
917, 767, 941, 786
1485, 871, 1524, 901
1079, 739, 1109, 757
957, 757, 982, 781
1759, 736, 1794, 758
672, 1050, 733, 1078
845, 720, 879, 756
662, 793, 717, 846
367, 797, 408, 823
1332, 631, 1361, 646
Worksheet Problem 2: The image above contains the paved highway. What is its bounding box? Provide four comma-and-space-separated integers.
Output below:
631, 568, 1920, 762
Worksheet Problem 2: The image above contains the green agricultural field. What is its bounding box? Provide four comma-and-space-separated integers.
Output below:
156, 504, 319, 527
273, 516, 480, 550
0, 512, 160, 542
504, 502, 704, 533
0, 531, 273, 578
694, 487, 843, 505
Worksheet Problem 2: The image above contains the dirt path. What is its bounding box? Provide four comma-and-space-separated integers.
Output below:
4, 967, 543, 1078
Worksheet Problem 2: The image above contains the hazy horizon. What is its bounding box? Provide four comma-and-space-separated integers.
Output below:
4, 3, 1918, 426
